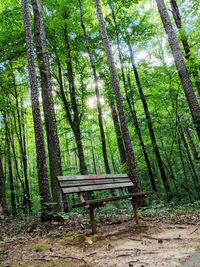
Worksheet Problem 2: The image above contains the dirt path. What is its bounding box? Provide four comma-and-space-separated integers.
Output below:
1, 220, 200, 267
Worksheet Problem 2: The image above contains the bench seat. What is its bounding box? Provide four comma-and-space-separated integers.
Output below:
57, 174, 146, 233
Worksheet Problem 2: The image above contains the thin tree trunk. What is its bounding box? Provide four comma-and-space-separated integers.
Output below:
179, 127, 200, 195
5, 127, 16, 215
22, 0, 52, 221
20, 97, 31, 212
155, 0, 200, 139
108, 2, 157, 192
4, 117, 25, 200
31, 0, 63, 212
89, 129, 97, 174
108, 95, 127, 165
177, 138, 193, 201
170, 0, 200, 95
0, 149, 6, 213
56, 54, 87, 175
78, 0, 111, 173
94, 0, 141, 194
128, 43, 171, 198
127, 71, 157, 193
184, 128, 200, 160
13, 82, 32, 212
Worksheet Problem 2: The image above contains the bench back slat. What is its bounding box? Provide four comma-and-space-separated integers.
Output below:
57, 174, 133, 194
57, 174, 128, 181
62, 182, 133, 194
59, 178, 131, 188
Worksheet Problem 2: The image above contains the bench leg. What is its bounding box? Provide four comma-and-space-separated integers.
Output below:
89, 206, 96, 234
132, 200, 139, 225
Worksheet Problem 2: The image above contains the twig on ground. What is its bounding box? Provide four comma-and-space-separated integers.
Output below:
128, 237, 141, 241
190, 228, 198, 235
84, 251, 97, 257
50, 254, 87, 266
142, 235, 182, 241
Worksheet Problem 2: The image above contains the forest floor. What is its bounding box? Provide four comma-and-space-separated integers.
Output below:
0, 206, 200, 267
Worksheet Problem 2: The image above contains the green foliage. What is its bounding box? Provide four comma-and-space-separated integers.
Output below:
0, 0, 199, 217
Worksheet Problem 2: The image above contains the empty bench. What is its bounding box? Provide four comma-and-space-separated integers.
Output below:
57, 174, 146, 233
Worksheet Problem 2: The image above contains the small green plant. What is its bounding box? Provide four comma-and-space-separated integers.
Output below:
33, 243, 51, 252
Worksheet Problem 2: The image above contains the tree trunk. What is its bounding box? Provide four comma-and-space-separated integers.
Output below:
89, 129, 97, 174
94, 0, 141, 193
56, 53, 88, 175
0, 149, 6, 213
108, 2, 157, 192
179, 127, 200, 196
184, 128, 200, 160
5, 126, 16, 215
78, 0, 111, 173
128, 43, 171, 198
31, 0, 63, 212
177, 138, 193, 201
108, 95, 127, 165
155, 0, 200, 140
22, 0, 52, 221
170, 0, 200, 95
21, 98, 32, 212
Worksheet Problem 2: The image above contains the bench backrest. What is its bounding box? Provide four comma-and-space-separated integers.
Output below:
57, 174, 133, 194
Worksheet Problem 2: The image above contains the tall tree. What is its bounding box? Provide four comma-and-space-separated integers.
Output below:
78, 0, 111, 173
21, 0, 52, 221
108, 1, 157, 192
59, 6, 88, 175
94, 0, 141, 193
31, 0, 63, 211
155, 0, 200, 140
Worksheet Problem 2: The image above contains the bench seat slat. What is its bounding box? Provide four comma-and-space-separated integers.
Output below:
73, 192, 147, 208
59, 178, 131, 187
61, 182, 133, 194
57, 174, 128, 181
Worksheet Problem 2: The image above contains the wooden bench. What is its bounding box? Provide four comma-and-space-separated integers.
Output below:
57, 174, 147, 233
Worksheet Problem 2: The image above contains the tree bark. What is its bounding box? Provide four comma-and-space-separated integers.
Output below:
31, 0, 63, 212
156, 0, 200, 140
94, 0, 141, 193
22, 0, 52, 221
